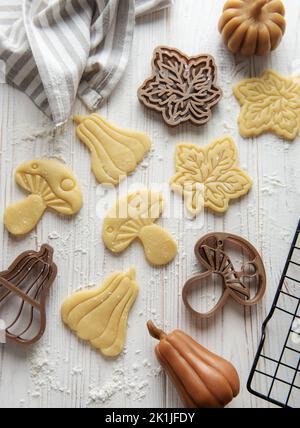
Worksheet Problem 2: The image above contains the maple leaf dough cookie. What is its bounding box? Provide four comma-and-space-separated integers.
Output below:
4, 159, 83, 236
234, 70, 300, 141
170, 136, 252, 216
73, 114, 151, 185
102, 190, 177, 266
138, 46, 222, 127
61, 268, 138, 358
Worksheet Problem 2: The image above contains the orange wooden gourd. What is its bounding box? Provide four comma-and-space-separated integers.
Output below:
218, 0, 286, 56
147, 321, 240, 408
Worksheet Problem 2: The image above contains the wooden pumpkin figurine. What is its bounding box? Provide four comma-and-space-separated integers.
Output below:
147, 321, 240, 408
218, 0, 286, 56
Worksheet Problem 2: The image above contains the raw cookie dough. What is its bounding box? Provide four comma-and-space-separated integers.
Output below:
102, 190, 177, 266
61, 268, 139, 357
4, 159, 83, 236
170, 136, 252, 216
234, 70, 300, 141
73, 114, 151, 185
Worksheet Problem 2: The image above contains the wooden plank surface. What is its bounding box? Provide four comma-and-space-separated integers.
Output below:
0, 0, 300, 408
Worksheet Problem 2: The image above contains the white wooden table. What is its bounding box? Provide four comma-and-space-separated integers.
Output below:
0, 0, 300, 409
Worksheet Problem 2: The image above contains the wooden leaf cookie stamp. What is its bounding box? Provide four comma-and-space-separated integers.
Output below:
182, 233, 266, 319
0, 244, 57, 345
61, 268, 138, 357
102, 190, 177, 266
138, 46, 222, 127
73, 114, 151, 186
170, 136, 252, 216
4, 159, 83, 236
234, 70, 300, 141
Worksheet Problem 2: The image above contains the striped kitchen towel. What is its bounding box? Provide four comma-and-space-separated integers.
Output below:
0, 0, 173, 126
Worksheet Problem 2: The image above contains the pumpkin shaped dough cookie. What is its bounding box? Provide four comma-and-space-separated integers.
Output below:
170, 136, 252, 216
219, 0, 286, 56
62, 269, 138, 357
4, 160, 83, 236
73, 114, 151, 186
234, 70, 300, 141
102, 190, 177, 266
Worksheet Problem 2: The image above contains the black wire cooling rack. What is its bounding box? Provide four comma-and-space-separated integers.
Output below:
247, 220, 300, 408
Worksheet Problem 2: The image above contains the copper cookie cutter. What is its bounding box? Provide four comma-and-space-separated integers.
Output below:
0, 244, 57, 345
182, 233, 266, 319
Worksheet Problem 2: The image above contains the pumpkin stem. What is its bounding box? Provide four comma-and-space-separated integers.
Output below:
147, 320, 167, 341
127, 267, 136, 280
250, 0, 268, 17
73, 115, 86, 125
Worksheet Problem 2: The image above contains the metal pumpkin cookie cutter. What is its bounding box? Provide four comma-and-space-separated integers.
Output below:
182, 233, 266, 319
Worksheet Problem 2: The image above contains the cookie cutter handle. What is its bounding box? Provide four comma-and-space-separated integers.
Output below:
182, 271, 230, 319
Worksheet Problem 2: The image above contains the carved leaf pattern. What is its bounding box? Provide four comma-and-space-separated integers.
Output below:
138, 47, 222, 126
170, 137, 252, 215
234, 70, 300, 141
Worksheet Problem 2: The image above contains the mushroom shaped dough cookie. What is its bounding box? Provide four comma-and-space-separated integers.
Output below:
4, 160, 83, 236
102, 190, 177, 266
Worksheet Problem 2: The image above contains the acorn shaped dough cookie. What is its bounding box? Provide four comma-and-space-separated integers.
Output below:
4, 160, 83, 236
219, 0, 286, 56
147, 321, 240, 408
102, 190, 177, 266
61, 268, 139, 357
73, 114, 151, 186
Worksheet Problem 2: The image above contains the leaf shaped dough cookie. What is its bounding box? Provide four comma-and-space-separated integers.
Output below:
61, 268, 138, 357
170, 136, 252, 216
73, 114, 151, 185
102, 190, 177, 266
234, 70, 300, 141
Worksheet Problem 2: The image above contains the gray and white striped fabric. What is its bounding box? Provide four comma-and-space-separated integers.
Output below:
0, 0, 172, 126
